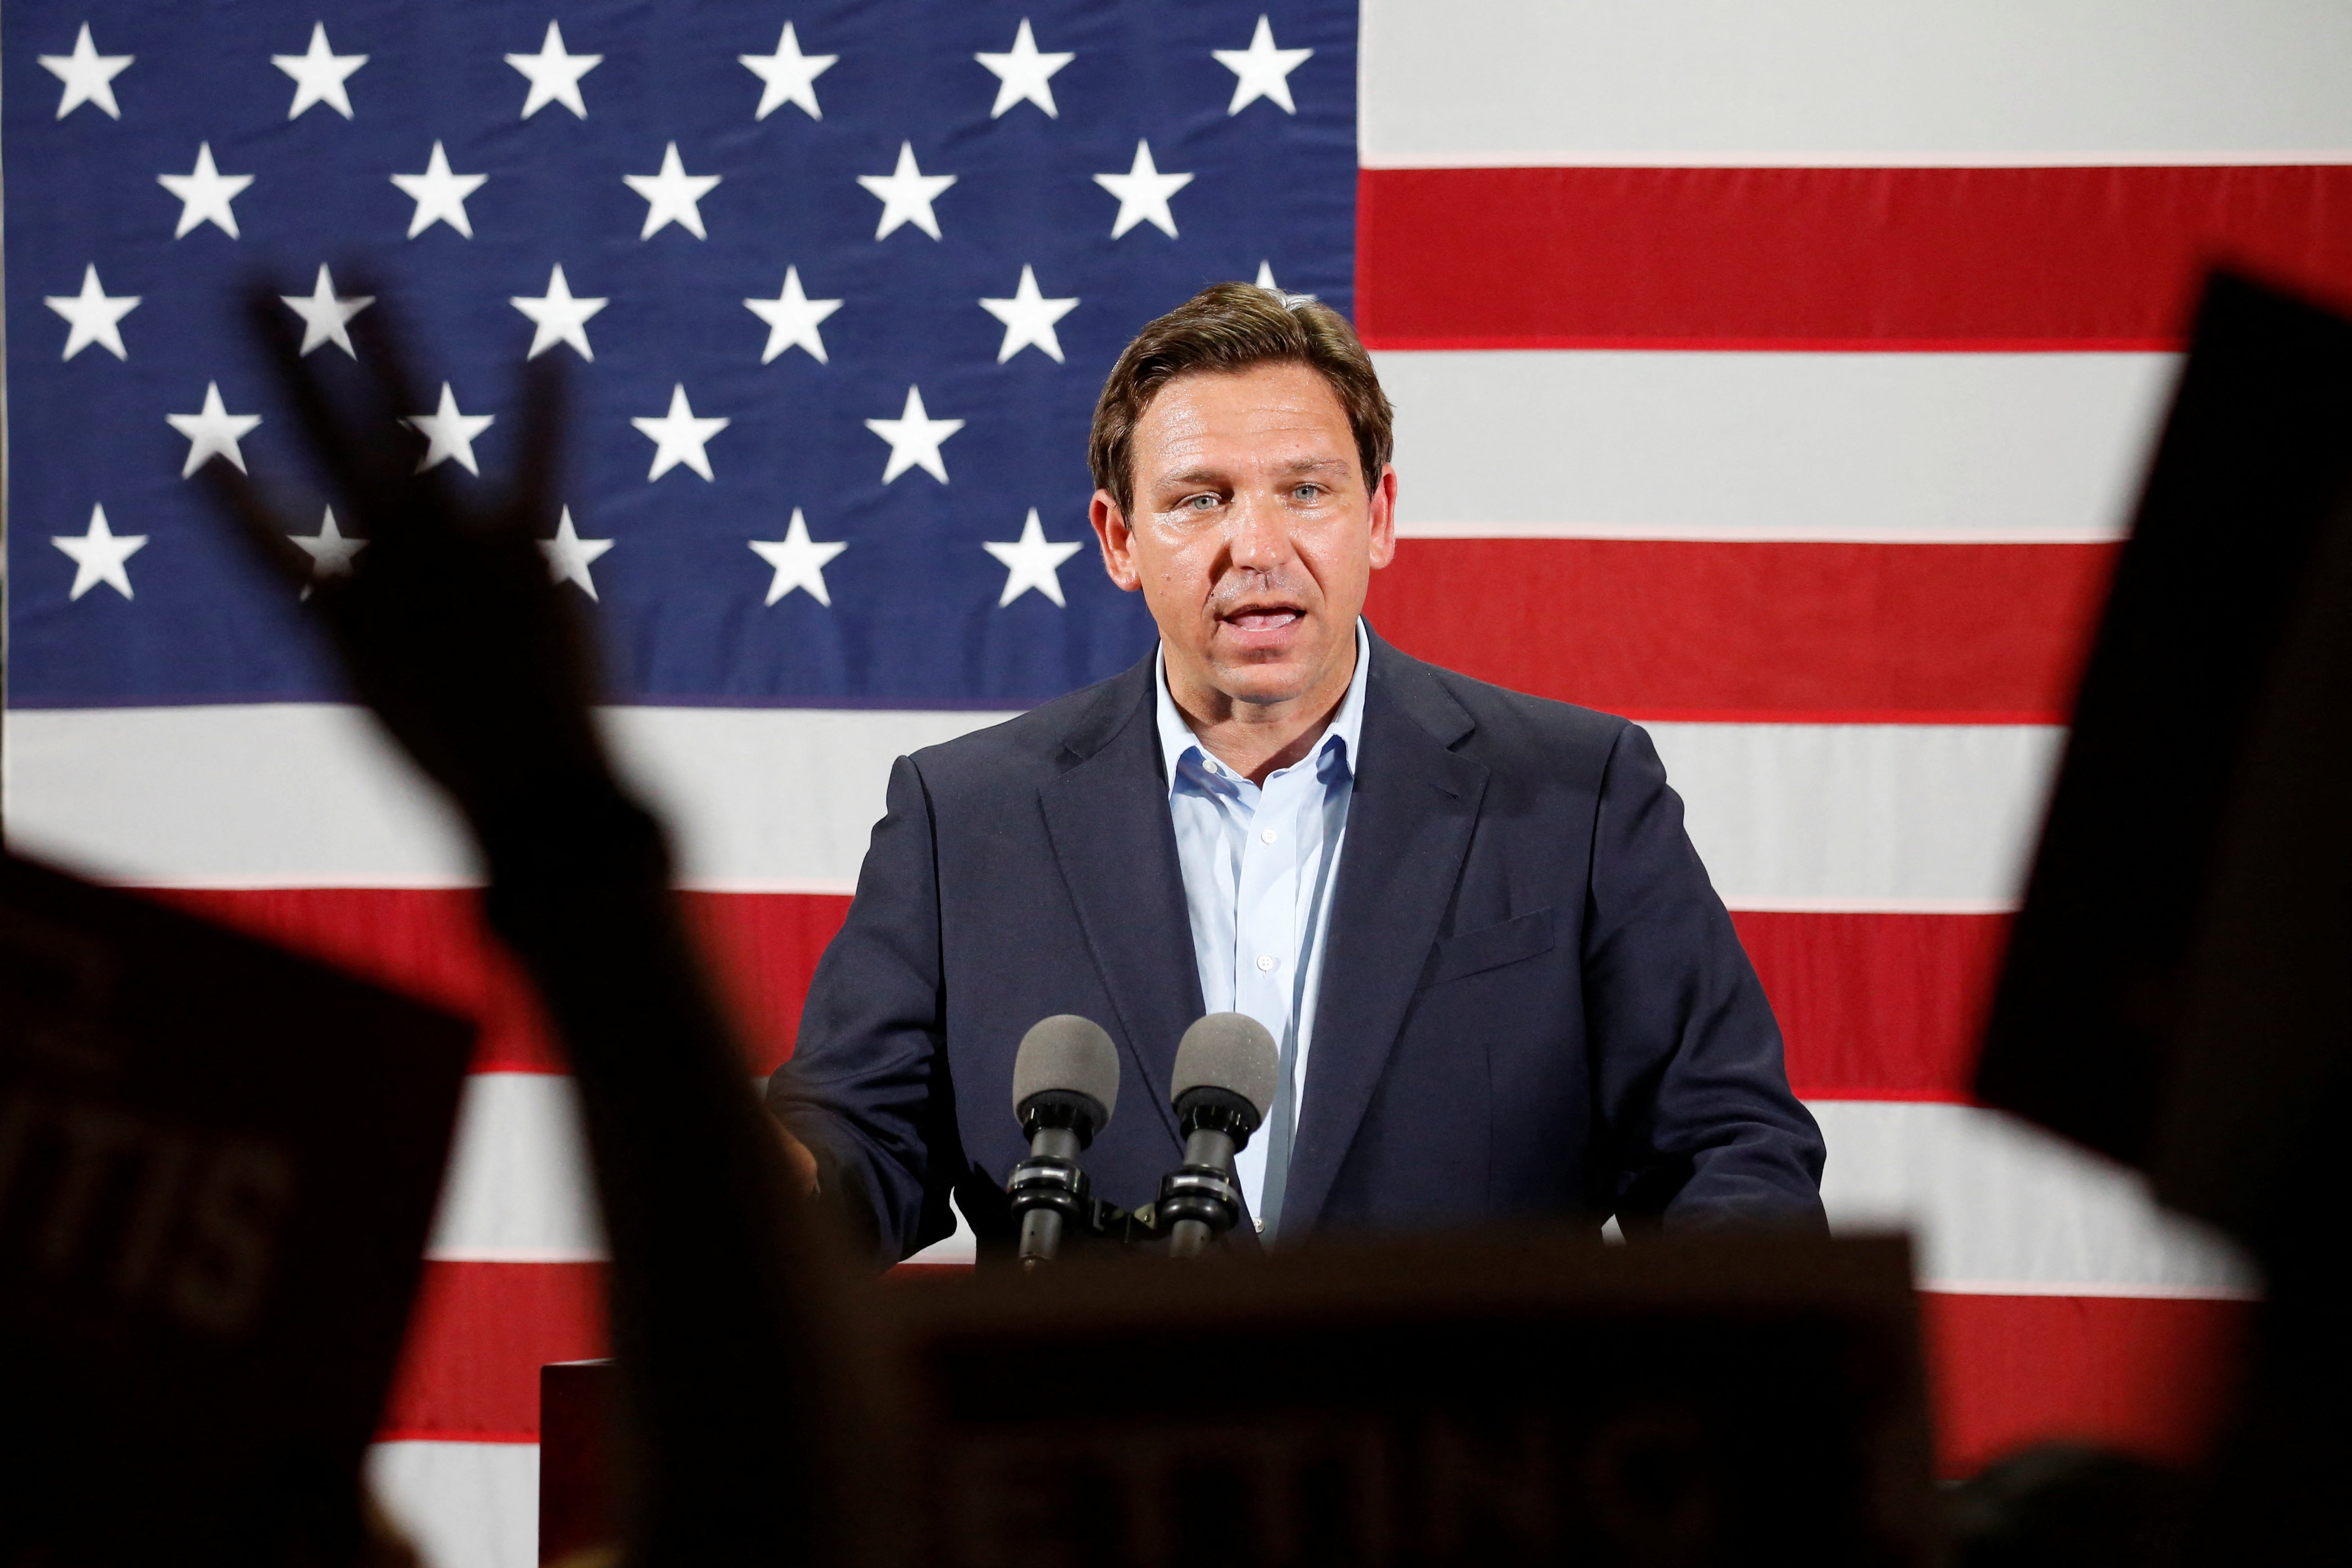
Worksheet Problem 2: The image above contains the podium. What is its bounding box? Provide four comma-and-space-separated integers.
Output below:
541, 1230, 1931, 1567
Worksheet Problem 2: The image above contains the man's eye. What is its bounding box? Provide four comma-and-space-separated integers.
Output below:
1183, 494, 1220, 511
1291, 484, 1323, 502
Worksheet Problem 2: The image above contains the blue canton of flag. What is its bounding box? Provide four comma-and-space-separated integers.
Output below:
4, 1, 1358, 709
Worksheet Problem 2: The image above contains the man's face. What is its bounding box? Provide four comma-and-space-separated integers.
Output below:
1090, 361, 1396, 712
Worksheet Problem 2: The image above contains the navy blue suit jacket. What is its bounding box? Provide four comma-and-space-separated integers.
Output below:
768, 631, 1826, 1260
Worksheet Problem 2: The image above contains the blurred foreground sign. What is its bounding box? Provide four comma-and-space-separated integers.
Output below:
0, 854, 473, 1567
546, 1231, 1931, 1568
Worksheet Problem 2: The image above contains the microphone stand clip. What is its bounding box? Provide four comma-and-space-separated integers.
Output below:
1156, 1087, 1262, 1259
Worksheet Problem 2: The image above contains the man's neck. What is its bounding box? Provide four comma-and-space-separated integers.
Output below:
1167, 637, 1359, 787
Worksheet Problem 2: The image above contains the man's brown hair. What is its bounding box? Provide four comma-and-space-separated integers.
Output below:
1089, 282, 1394, 516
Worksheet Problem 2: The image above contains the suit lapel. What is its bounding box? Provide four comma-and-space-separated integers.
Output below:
1037, 659, 1202, 1145
1281, 636, 1487, 1234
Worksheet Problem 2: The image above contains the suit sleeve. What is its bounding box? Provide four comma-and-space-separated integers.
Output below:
766, 754, 964, 1263
1581, 722, 1829, 1229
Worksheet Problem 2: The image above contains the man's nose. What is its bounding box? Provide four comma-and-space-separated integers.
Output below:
1224, 493, 1290, 572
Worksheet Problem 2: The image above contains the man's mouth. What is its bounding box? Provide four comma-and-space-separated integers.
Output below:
1221, 606, 1304, 633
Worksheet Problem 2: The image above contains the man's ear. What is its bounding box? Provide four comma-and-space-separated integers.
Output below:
1090, 490, 1142, 592
1366, 463, 1399, 571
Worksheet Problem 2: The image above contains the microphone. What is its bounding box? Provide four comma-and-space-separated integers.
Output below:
1003, 1015, 1120, 1267
1158, 1013, 1280, 1259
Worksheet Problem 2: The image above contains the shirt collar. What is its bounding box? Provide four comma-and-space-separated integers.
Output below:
1155, 618, 1372, 795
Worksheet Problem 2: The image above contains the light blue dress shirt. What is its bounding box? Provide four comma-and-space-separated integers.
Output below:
1154, 619, 1370, 1237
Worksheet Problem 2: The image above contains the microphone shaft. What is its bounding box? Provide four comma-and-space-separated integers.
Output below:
1015, 1124, 1084, 1268
1167, 1216, 1212, 1259
1183, 1125, 1235, 1171
1018, 1207, 1063, 1268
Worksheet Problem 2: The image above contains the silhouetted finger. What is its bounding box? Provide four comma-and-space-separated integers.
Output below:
200, 458, 322, 595
339, 293, 468, 514
510, 352, 566, 538
245, 286, 396, 514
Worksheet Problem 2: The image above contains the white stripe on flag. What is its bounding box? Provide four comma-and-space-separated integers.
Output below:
605, 706, 1008, 893
1, 704, 1007, 894
421, 1073, 2245, 1297
1815, 1099, 2255, 1299
1378, 350, 2173, 543
4, 708, 2058, 911
428, 1074, 606, 1264
6, 704, 475, 889
367, 1440, 538, 1568
1648, 721, 2059, 913
1359, 0, 2352, 166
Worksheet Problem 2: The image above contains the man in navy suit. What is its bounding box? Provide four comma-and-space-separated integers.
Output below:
768, 283, 1825, 1261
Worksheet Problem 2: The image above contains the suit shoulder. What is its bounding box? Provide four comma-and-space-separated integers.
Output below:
1417, 658, 1637, 759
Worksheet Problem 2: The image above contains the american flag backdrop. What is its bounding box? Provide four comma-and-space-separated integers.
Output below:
7, 1, 2351, 1563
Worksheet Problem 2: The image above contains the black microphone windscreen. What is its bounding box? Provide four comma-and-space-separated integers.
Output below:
1170, 1013, 1280, 1123
1011, 1014, 1120, 1127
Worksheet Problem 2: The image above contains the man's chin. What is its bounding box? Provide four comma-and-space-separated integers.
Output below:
1176, 613, 1354, 708
1205, 650, 1328, 710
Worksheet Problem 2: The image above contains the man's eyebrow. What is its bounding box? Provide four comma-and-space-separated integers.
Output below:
1149, 456, 1352, 490
1152, 465, 1226, 490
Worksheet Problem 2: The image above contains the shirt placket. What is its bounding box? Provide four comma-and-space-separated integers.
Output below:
1231, 772, 1302, 1046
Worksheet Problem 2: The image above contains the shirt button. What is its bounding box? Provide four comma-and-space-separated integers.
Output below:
1256, 953, 1276, 972
1260, 827, 1278, 844
1255, 1217, 1266, 1233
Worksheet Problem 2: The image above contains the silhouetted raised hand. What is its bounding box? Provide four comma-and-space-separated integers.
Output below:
209, 292, 610, 832
208, 288, 886, 1568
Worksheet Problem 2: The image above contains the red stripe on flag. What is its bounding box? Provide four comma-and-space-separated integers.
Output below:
1919, 1291, 2250, 1476
682, 891, 852, 1073
1367, 539, 2113, 723
143, 887, 849, 1074
381, 1261, 608, 1440
1738, 911, 2008, 1102
142, 887, 558, 1069
1358, 165, 2352, 350
146, 891, 1991, 1100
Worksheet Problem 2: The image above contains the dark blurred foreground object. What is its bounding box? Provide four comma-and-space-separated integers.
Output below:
1977, 269, 2352, 1243
545, 1231, 1936, 1568
1945, 1445, 2191, 1568
0, 854, 472, 1568
1976, 271, 2352, 1563
207, 292, 887, 1568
